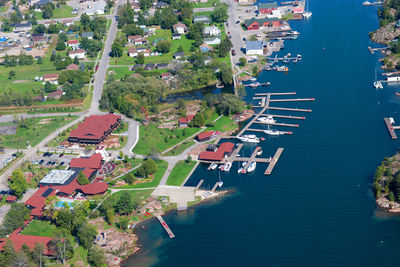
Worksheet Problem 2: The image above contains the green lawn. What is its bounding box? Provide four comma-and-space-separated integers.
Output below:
33, 5, 75, 19
107, 66, 131, 80
164, 140, 195, 156
21, 220, 56, 237
193, 11, 214, 17
112, 189, 154, 206
0, 116, 78, 148
206, 115, 237, 132
166, 160, 197, 186
113, 120, 129, 133
116, 160, 168, 189
133, 125, 200, 155
192, 0, 219, 8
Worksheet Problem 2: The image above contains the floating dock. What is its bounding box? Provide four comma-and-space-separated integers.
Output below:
157, 215, 175, 238
368, 46, 389, 54
246, 128, 293, 135
254, 114, 306, 120
384, 118, 397, 139
269, 98, 315, 102
265, 148, 284, 175
253, 121, 299, 127
241, 147, 262, 171
268, 107, 312, 112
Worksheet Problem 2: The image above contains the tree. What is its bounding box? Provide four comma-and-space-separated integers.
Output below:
37, 56, 42, 65
73, 56, 79, 65
136, 53, 145, 64
0, 203, 30, 236
8, 169, 27, 197
42, 3, 54, 19
211, 3, 228, 22
111, 41, 123, 57
114, 191, 135, 215
124, 172, 135, 184
80, 13, 90, 27
50, 230, 74, 265
122, 24, 144, 36
77, 171, 89, 185
50, 50, 56, 61
190, 112, 205, 127
388, 191, 395, 202
44, 81, 54, 93
177, 45, 184, 53
136, 158, 158, 178
176, 98, 185, 110
218, 63, 233, 85
239, 57, 247, 67
32, 242, 45, 267
118, 216, 130, 230
156, 40, 172, 53
88, 246, 106, 267
55, 209, 74, 231
76, 223, 97, 249
8, 70, 15, 79
55, 38, 66, 51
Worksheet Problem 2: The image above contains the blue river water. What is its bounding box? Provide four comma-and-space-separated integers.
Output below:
125, 0, 400, 266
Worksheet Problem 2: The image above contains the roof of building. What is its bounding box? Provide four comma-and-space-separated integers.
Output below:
15, 22, 32, 28
204, 36, 220, 42
173, 23, 186, 29
32, 35, 47, 42
179, 114, 195, 124
244, 17, 282, 26
199, 142, 235, 161
0, 235, 53, 255
67, 39, 79, 44
25, 187, 56, 209
197, 131, 213, 140
81, 32, 94, 38
43, 73, 58, 79
40, 170, 76, 185
79, 182, 108, 195
204, 25, 220, 33
128, 35, 142, 40
200, 43, 212, 50
69, 49, 85, 55
69, 153, 103, 170
194, 15, 210, 20
66, 63, 79, 70
246, 40, 263, 51
258, 2, 277, 9
47, 89, 64, 98
6, 195, 17, 202
174, 52, 185, 57
129, 47, 138, 53
69, 114, 121, 141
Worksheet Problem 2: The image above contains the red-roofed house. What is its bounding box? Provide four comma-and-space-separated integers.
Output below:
199, 142, 235, 161
43, 73, 58, 82
79, 182, 108, 195
68, 114, 121, 144
127, 35, 147, 45
178, 114, 195, 127
0, 235, 53, 256
6, 195, 17, 203
67, 39, 79, 50
196, 131, 213, 142
68, 49, 86, 59
69, 153, 104, 178
47, 89, 64, 100
66, 63, 79, 70
173, 23, 187, 34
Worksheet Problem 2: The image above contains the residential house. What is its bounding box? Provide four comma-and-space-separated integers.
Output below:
144, 63, 155, 70
68, 49, 86, 59
127, 35, 147, 45
204, 36, 221, 45
243, 18, 285, 30
258, 2, 277, 14
47, 89, 64, 100
156, 63, 169, 69
66, 63, 80, 70
81, 32, 94, 40
67, 39, 80, 50
245, 41, 264, 55
85, 0, 106, 15
43, 20, 56, 28
6, 196, 17, 203
172, 33, 181, 40
193, 15, 211, 24
200, 43, 212, 53
178, 114, 195, 127
32, 34, 48, 45
203, 25, 221, 36
14, 22, 32, 32
62, 19, 74, 27
131, 2, 140, 12
161, 73, 171, 79
137, 47, 151, 56
128, 47, 138, 57
132, 64, 143, 70
174, 52, 185, 59
156, 1, 168, 8
43, 73, 59, 82
173, 23, 187, 34
143, 28, 155, 37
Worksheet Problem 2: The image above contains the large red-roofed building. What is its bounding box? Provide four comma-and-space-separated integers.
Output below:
0, 235, 53, 256
199, 142, 235, 161
68, 114, 121, 144
69, 153, 103, 178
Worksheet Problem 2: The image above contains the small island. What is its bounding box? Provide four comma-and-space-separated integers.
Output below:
373, 154, 400, 212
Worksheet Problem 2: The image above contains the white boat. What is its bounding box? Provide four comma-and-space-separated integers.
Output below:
264, 129, 281, 136
237, 135, 260, 143
223, 162, 232, 172
238, 167, 243, 173
218, 181, 223, 187
209, 163, 217, 170
257, 115, 276, 124
373, 81, 383, 89
250, 77, 257, 81
296, 54, 302, 60
389, 117, 395, 125
362, 1, 371, 5
292, 31, 300, 35
276, 65, 289, 72
303, 0, 312, 18
257, 149, 262, 156
242, 161, 247, 167
247, 162, 256, 173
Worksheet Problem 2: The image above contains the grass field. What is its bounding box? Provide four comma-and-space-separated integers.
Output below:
107, 66, 131, 80
0, 116, 78, 148
207, 115, 237, 132
166, 160, 197, 186
116, 160, 168, 189
133, 125, 200, 155
112, 189, 154, 206
21, 220, 56, 237
33, 5, 75, 19
192, 0, 219, 8
164, 140, 195, 156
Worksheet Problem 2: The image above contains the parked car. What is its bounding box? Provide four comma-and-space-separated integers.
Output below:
59, 154, 64, 158
231, 50, 236, 56
236, 20, 240, 24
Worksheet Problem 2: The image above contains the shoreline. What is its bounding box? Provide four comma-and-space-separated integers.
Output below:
118, 188, 234, 266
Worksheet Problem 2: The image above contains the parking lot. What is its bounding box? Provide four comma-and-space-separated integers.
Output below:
30, 152, 77, 169
0, 150, 18, 171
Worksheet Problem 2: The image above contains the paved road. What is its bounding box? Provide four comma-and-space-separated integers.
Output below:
193, 7, 215, 13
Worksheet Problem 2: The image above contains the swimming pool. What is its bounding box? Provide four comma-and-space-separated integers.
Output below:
55, 200, 77, 209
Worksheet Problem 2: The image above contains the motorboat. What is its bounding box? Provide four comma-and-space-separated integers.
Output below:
396, 92, 400, 96
247, 162, 256, 173
250, 77, 257, 81
264, 129, 281, 136
257, 149, 263, 156
389, 117, 395, 125
296, 54, 302, 60
362, 1, 371, 5
257, 115, 276, 124
292, 31, 300, 35
276, 66, 289, 72
303, 11, 312, 18
373, 81, 383, 89
238, 167, 243, 173
242, 161, 247, 166
218, 181, 223, 187
223, 162, 232, 172
247, 82, 271, 88
237, 135, 260, 143
209, 163, 218, 170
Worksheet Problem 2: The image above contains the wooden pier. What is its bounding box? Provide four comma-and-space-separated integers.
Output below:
268, 107, 312, 112
269, 98, 315, 102
384, 118, 397, 139
253, 114, 306, 120
254, 92, 296, 96
246, 128, 293, 135
157, 216, 175, 238
195, 179, 204, 190
254, 121, 299, 127
211, 182, 219, 192
265, 148, 284, 175
241, 147, 262, 171
368, 46, 389, 54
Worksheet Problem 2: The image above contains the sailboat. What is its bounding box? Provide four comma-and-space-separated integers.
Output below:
373, 68, 383, 89
218, 171, 223, 187
303, 0, 312, 18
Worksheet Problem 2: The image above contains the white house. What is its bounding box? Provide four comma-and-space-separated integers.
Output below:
68, 49, 86, 59
204, 36, 221, 45
203, 26, 221, 36
67, 39, 80, 50
246, 41, 264, 55
172, 33, 181, 40
173, 23, 187, 35
85, 0, 106, 15
62, 19, 74, 27
128, 47, 138, 57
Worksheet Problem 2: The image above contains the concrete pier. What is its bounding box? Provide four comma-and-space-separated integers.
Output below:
268, 107, 312, 112
269, 98, 315, 102
254, 114, 306, 120
265, 148, 284, 175
157, 215, 175, 238
242, 147, 262, 171
211, 182, 220, 192
384, 118, 397, 139
246, 128, 293, 135
253, 121, 299, 127
195, 179, 204, 190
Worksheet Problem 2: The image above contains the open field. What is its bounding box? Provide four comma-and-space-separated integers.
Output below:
166, 160, 197, 186
164, 140, 195, 156
21, 220, 56, 237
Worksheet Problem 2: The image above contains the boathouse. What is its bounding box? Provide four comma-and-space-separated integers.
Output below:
199, 142, 235, 161
258, 2, 277, 14
244, 18, 284, 30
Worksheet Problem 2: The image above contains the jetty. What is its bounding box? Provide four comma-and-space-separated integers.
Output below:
253, 114, 305, 120
384, 118, 398, 139
246, 128, 293, 135
368, 46, 389, 54
362, 1, 383, 6
265, 148, 284, 175
157, 215, 175, 238
254, 121, 299, 127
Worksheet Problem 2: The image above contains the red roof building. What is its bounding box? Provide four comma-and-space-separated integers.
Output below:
6, 195, 17, 203
67, 39, 79, 44
69, 153, 103, 178
196, 131, 213, 142
199, 142, 235, 161
43, 73, 58, 82
179, 114, 195, 127
68, 114, 121, 144
79, 182, 108, 195
0, 235, 53, 256
66, 63, 79, 70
